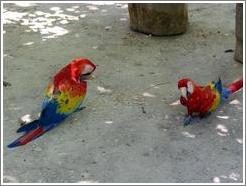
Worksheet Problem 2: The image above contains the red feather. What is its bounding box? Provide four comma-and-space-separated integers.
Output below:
227, 79, 243, 93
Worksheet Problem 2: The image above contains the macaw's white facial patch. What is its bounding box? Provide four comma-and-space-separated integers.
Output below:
187, 81, 194, 94
82, 64, 94, 75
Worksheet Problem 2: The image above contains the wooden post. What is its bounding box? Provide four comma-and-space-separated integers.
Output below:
128, 3, 188, 36
234, 3, 243, 63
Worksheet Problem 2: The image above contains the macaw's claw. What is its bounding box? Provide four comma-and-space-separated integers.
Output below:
200, 112, 211, 119
183, 116, 193, 126
183, 115, 201, 126
74, 106, 86, 113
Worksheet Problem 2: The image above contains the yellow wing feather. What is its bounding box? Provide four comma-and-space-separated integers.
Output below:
55, 90, 85, 114
207, 82, 221, 112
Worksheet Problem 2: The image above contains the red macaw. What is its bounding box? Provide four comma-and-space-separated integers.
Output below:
8, 58, 96, 148
178, 78, 243, 126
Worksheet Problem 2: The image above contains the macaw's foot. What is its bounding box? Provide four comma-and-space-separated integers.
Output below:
184, 115, 193, 126
199, 112, 211, 118
183, 115, 200, 126
74, 106, 86, 113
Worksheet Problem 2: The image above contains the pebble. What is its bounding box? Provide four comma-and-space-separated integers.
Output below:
35, 147, 42, 152
105, 26, 112, 30
213, 177, 220, 183
3, 81, 11, 87
18, 114, 33, 125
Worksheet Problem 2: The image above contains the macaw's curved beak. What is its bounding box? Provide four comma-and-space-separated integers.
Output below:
89, 74, 95, 80
79, 73, 95, 81
180, 87, 187, 99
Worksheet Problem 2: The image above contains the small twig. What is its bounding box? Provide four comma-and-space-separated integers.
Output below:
224, 49, 234, 53
3, 81, 11, 87
141, 106, 146, 114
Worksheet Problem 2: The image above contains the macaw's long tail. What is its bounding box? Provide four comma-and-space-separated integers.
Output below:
227, 79, 243, 93
221, 79, 243, 100
8, 127, 46, 148
8, 120, 46, 148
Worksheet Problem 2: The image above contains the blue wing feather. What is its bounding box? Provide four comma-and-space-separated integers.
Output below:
214, 78, 231, 101
214, 78, 222, 94
17, 119, 39, 133
39, 100, 68, 127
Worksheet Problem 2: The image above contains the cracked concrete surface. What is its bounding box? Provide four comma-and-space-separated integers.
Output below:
2, 3, 243, 183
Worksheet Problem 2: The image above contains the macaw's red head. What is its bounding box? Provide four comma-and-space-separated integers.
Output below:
178, 78, 196, 105
71, 58, 96, 82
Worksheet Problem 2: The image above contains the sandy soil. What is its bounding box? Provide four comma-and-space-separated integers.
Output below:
2, 3, 243, 183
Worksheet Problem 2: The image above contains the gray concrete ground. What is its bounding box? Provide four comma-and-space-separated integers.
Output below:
3, 3, 243, 183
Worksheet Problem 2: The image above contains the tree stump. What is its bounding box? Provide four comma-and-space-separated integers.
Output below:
128, 3, 188, 36
234, 3, 243, 63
